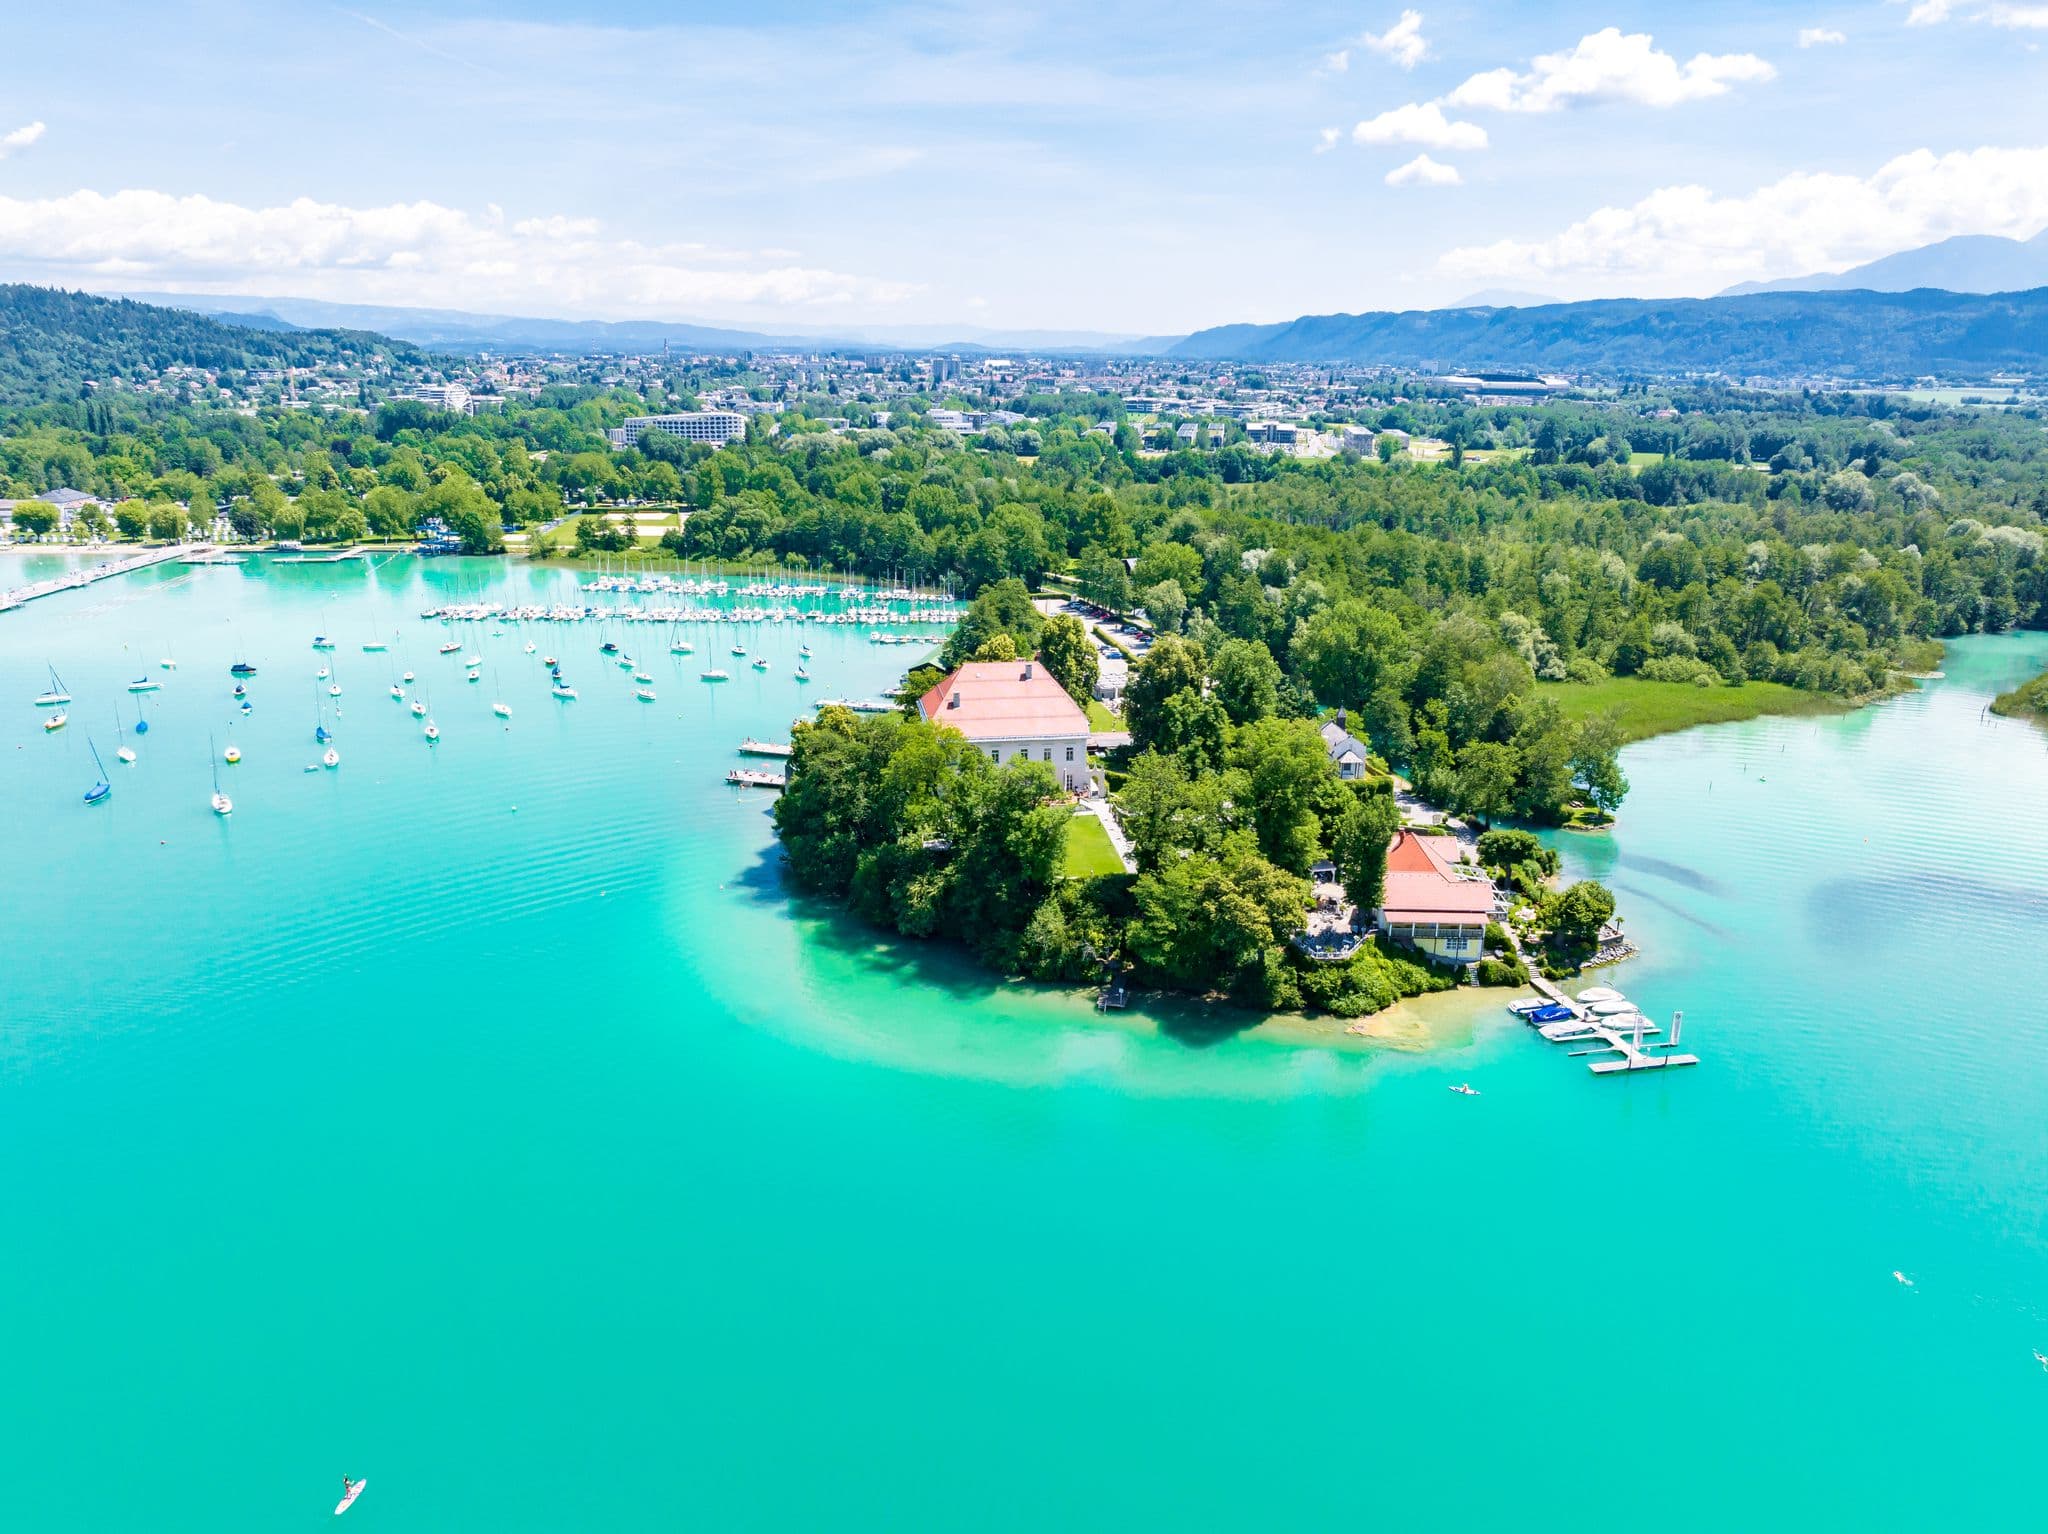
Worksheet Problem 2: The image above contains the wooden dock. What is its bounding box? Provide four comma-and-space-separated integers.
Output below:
726, 768, 787, 790
1525, 975, 1699, 1074
0, 544, 206, 612
737, 738, 793, 758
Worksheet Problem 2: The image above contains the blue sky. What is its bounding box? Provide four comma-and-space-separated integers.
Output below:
1, 1, 2045, 333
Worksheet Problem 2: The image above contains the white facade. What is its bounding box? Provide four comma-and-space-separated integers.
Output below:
396, 383, 472, 414
974, 734, 1089, 793
619, 411, 747, 447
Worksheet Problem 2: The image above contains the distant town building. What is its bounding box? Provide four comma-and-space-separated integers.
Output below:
617, 411, 748, 448
394, 383, 472, 414
917, 659, 1090, 793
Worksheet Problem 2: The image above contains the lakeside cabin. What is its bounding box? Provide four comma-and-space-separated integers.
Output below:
916, 659, 1090, 793
1376, 828, 1494, 964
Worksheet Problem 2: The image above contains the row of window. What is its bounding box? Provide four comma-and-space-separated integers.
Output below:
988, 745, 1077, 763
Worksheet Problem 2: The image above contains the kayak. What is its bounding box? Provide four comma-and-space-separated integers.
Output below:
335, 1479, 367, 1515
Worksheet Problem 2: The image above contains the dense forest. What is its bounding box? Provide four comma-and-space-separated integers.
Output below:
0, 286, 427, 406
1172, 287, 2048, 377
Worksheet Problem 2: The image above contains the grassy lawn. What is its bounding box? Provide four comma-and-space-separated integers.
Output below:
1540, 677, 1846, 743
1086, 699, 1124, 731
1063, 812, 1126, 878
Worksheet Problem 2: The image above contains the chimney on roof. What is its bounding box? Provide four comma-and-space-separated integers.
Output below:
1337, 706, 1347, 730
947, 691, 960, 709
1022, 662, 1034, 680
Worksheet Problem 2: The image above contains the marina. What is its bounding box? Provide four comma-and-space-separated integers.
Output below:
1511, 978, 1699, 1073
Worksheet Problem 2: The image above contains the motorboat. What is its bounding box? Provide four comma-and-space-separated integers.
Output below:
423, 720, 440, 742
438, 641, 461, 654
44, 711, 68, 732
1576, 987, 1622, 1004
1448, 1083, 1479, 1096
1588, 998, 1636, 1017
116, 745, 137, 764
231, 661, 257, 677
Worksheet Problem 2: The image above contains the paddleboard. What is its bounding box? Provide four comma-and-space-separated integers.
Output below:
335, 1478, 367, 1515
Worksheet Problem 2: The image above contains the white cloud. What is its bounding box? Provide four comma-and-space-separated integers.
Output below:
1360, 10, 1431, 70
1445, 28, 1776, 112
1438, 144, 2048, 293
1988, 4, 2048, 27
0, 121, 46, 158
1905, 0, 1954, 24
1320, 48, 1351, 74
1351, 101, 1488, 151
0, 187, 919, 318
1314, 125, 1343, 154
1385, 153, 1461, 187
1798, 27, 1848, 47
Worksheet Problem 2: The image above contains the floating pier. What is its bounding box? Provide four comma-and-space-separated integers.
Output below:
1517, 976, 1699, 1074
737, 738, 793, 758
0, 544, 204, 612
726, 768, 787, 790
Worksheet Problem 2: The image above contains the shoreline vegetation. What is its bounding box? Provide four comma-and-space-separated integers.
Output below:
1991, 667, 2048, 722
7, 284, 2046, 1038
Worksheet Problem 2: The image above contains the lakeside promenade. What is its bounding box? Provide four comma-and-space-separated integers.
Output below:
0, 544, 209, 613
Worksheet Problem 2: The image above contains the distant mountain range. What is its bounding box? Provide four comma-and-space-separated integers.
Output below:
1168, 288, 2048, 377
1721, 229, 2048, 297
121, 292, 1176, 357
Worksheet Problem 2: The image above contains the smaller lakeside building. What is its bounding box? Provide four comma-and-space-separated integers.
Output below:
916, 659, 1090, 793
1377, 828, 1494, 964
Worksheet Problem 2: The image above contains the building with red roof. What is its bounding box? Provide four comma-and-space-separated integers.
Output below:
1376, 828, 1495, 963
917, 659, 1090, 792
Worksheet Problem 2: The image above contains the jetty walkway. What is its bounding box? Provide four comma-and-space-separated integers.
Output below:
1523, 974, 1700, 1075
1, 544, 208, 613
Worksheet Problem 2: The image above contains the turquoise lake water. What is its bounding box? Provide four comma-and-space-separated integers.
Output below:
5, 554, 2047, 1531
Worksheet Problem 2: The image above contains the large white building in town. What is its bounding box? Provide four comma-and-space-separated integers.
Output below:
916, 659, 1090, 793
394, 383, 472, 414
617, 411, 748, 448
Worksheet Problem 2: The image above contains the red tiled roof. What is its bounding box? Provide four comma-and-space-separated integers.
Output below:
1379, 829, 1494, 926
917, 660, 1090, 741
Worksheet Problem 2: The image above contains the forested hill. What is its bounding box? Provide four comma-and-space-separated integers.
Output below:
0, 286, 423, 404
1169, 288, 2048, 378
